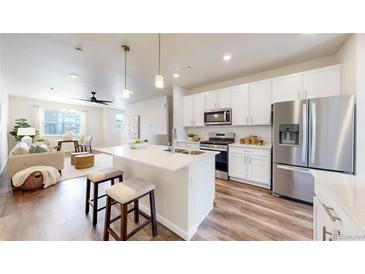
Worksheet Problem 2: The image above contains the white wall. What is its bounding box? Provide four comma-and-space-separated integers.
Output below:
8, 96, 106, 152
102, 108, 125, 147
0, 77, 9, 174
123, 96, 170, 144
356, 34, 365, 175
335, 35, 357, 95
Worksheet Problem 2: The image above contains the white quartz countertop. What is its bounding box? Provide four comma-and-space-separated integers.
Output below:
94, 144, 218, 172
229, 143, 272, 150
311, 169, 365, 232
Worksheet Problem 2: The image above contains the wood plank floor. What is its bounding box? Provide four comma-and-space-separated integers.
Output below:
0, 170, 313, 241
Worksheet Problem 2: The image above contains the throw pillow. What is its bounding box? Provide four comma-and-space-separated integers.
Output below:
29, 144, 49, 153
11, 142, 30, 155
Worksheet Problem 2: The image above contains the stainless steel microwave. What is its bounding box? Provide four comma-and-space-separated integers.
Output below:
204, 108, 232, 125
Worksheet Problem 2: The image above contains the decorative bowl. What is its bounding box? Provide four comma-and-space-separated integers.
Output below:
128, 142, 146, 149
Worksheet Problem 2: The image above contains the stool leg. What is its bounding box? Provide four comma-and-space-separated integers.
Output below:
103, 196, 112, 241
85, 179, 90, 214
134, 200, 139, 223
92, 183, 98, 226
121, 203, 128, 241
149, 190, 157, 237
119, 175, 123, 183
111, 178, 114, 186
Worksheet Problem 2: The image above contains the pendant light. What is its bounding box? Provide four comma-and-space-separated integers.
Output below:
121, 45, 131, 98
155, 34, 164, 88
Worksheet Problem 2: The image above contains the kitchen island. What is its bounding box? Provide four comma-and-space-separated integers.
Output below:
94, 144, 218, 240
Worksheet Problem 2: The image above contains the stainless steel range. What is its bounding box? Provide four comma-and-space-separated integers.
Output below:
200, 132, 235, 180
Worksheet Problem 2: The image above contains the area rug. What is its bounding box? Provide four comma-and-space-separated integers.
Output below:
59, 153, 113, 182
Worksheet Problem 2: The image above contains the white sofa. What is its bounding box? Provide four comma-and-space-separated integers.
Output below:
7, 151, 65, 179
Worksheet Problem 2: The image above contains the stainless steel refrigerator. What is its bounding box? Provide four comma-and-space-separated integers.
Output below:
272, 95, 355, 203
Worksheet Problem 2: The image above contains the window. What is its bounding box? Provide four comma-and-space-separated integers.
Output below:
115, 113, 125, 131
43, 109, 81, 136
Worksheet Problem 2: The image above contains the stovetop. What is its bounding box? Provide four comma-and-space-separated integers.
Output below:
200, 138, 235, 145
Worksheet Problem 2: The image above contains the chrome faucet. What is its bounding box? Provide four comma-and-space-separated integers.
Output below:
171, 128, 177, 153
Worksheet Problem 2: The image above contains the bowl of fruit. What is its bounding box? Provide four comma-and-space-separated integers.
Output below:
128, 139, 146, 149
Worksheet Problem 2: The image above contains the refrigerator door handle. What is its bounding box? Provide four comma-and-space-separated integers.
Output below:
310, 102, 316, 163
302, 103, 307, 162
276, 164, 311, 174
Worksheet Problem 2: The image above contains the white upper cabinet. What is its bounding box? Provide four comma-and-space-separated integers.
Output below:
248, 79, 272, 125
218, 88, 232, 108
205, 90, 218, 110
303, 65, 340, 99
192, 93, 205, 126
272, 73, 303, 103
183, 93, 205, 127
232, 84, 249, 125
183, 95, 193, 127
205, 89, 232, 110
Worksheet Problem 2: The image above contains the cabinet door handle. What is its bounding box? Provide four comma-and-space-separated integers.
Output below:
249, 157, 251, 164
322, 226, 333, 241
305, 90, 308, 99
298, 91, 301, 100
323, 204, 341, 222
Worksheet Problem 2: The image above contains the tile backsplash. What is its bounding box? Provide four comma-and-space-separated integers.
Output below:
185, 125, 272, 144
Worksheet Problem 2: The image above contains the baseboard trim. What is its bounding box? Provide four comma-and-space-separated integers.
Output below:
139, 204, 191, 241
229, 176, 271, 189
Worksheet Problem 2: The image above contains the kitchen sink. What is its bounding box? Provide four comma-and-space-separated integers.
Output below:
164, 148, 187, 153
164, 148, 205, 155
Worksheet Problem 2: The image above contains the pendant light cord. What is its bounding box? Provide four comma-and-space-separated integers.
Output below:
124, 47, 127, 89
158, 33, 161, 74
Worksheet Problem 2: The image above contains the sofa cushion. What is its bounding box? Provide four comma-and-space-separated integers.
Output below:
11, 142, 30, 155
29, 144, 49, 153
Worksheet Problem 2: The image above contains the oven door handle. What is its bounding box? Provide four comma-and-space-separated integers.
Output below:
200, 147, 227, 152
224, 110, 228, 122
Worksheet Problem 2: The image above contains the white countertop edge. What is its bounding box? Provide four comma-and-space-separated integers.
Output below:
228, 143, 272, 150
310, 170, 365, 233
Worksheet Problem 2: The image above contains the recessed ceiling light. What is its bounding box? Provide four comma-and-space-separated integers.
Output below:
187, 66, 192, 70
173, 73, 180, 78
69, 73, 79, 79
223, 54, 232, 61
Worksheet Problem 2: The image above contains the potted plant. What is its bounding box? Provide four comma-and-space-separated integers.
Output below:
9, 118, 32, 141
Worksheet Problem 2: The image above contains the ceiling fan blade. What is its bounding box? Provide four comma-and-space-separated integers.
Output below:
96, 100, 113, 103
97, 102, 109, 105
72, 98, 91, 102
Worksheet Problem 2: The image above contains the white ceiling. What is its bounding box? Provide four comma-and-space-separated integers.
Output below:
0, 33, 349, 109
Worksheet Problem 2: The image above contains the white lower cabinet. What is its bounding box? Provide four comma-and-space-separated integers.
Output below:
314, 196, 342, 241
314, 183, 363, 241
228, 152, 247, 179
229, 146, 271, 189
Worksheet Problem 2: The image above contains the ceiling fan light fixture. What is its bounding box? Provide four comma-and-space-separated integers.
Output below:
155, 75, 164, 88
122, 88, 130, 99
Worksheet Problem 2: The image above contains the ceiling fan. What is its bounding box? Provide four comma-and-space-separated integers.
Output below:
73, 92, 113, 105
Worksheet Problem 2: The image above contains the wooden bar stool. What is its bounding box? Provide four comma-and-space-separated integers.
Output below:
85, 167, 124, 225
103, 178, 157, 241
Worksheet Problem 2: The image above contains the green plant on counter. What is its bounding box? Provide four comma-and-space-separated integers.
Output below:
9, 118, 32, 141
